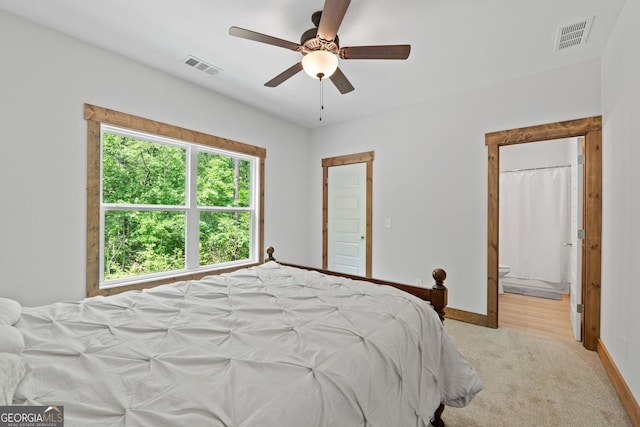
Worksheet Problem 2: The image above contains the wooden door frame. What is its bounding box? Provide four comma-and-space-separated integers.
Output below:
322, 151, 374, 277
486, 116, 602, 351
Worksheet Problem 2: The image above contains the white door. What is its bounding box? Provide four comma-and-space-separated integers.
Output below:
569, 138, 584, 341
327, 163, 367, 275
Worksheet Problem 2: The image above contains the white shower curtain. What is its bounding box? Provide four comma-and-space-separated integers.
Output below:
499, 167, 571, 284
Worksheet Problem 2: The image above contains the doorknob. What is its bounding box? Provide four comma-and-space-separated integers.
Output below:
360, 235, 365, 240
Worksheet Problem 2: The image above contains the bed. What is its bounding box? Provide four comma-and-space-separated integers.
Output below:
1, 248, 482, 426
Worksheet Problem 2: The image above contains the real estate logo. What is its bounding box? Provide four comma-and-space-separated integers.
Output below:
0, 406, 64, 427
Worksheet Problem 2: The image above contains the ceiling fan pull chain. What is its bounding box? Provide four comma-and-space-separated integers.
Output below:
319, 76, 324, 121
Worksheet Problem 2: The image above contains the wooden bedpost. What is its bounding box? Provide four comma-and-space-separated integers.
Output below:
266, 246, 276, 262
431, 268, 448, 427
431, 268, 448, 322
430, 269, 448, 426
431, 403, 446, 427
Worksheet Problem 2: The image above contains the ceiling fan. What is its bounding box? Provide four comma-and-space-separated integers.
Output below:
229, 0, 411, 94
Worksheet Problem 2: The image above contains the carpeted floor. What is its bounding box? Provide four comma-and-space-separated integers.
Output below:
442, 320, 632, 426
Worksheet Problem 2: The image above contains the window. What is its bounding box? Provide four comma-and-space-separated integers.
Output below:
85, 105, 265, 296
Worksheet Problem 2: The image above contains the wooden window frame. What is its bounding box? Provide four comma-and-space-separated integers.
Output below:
85, 104, 266, 297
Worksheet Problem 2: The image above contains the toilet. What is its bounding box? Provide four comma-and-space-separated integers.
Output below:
498, 264, 510, 294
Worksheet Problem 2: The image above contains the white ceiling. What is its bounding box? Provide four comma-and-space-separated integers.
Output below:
0, 0, 626, 129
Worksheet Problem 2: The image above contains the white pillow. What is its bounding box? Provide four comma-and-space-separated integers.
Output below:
0, 325, 25, 354
0, 298, 21, 325
0, 352, 27, 405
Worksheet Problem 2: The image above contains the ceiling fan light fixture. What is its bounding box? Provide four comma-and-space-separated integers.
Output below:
302, 50, 338, 79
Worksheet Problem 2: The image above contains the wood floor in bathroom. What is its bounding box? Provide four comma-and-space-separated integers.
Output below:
499, 292, 576, 341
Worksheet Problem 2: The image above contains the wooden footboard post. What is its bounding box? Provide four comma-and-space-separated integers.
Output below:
431, 269, 448, 427
431, 403, 446, 427
431, 268, 448, 322
266, 246, 276, 262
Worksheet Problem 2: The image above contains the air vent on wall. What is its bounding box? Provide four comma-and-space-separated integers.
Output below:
183, 55, 223, 75
556, 17, 594, 50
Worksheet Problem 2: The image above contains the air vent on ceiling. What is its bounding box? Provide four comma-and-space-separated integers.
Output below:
183, 55, 223, 76
556, 17, 594, 50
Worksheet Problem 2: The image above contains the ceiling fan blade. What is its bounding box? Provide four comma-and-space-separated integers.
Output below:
317, 0, 351, 41
329, 67, 354, 94
264, 62, 304, 87
229, 26, 301, 51
340, 45, 411, 60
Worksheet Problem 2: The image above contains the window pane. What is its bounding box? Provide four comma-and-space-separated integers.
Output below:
104, 210, 185, 280
200, 211, 250, 265
102, 133, 186, 205
197, 152, 251, 207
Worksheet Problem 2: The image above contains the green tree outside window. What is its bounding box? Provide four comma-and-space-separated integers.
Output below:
102, 132, 253, 281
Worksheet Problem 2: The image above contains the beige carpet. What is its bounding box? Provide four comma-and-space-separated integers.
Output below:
442, 320, 632, 426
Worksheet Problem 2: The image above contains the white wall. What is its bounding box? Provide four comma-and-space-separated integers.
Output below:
0, 10, 311, 307
309, 59, 601, 315
601, 0, 640, 404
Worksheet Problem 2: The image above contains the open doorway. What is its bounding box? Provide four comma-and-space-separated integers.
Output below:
485, 116, 602, 351
498, 138, 581, 342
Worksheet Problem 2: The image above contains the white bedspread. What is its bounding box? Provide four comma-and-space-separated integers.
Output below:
13, 262, 481, 426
